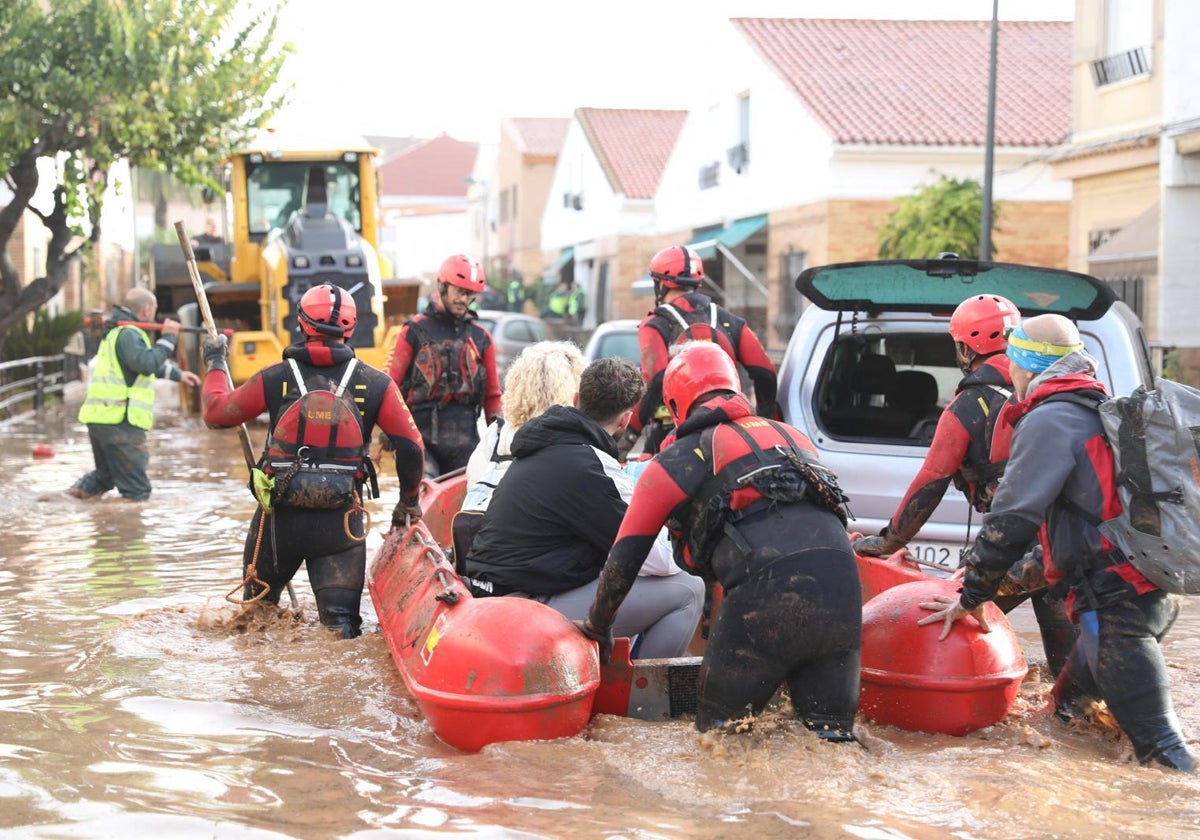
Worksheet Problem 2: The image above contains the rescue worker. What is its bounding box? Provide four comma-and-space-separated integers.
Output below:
386, 254, 502, 477
919, 314, 1195, 772
853, 294, 1078, 677
579, 342, 862, 738
626, 245, 778, 456
68, 287, 201, 501
200, 284, 425, 638
505, 275, 526, 313
542, 278, 572, 320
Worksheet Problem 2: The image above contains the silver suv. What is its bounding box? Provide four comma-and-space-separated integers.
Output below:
777, 258, 1154, 572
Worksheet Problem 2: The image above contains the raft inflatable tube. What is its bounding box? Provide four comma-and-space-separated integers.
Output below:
858, 577, 1028, 735
369, 520, 599, 752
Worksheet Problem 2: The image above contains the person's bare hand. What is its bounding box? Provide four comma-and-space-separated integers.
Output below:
160, 318, 182, 337
916, 592, 991, 641
180, 370, 201, 388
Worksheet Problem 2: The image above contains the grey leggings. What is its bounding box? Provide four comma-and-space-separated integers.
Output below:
530, 573, 705, 659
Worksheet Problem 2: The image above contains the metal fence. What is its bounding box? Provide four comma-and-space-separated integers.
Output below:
0, 354, 78, 422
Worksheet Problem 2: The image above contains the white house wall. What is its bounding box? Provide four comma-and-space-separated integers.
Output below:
541, 118, 657, 255
656, 36, 835, 232
829, 149, 1068, 202
657, 23, 1068, 234
1157, 0, 1200, 347
382, 211, 469, 281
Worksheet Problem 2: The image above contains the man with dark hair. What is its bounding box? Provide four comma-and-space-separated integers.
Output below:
464, 357, 704, 659
386, 253, 501, 477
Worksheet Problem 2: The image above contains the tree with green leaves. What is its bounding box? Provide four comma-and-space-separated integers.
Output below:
0, 0, 290, 345
876, 175, 999, 260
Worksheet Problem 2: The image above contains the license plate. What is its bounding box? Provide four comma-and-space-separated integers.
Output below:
905, 542, 962, 574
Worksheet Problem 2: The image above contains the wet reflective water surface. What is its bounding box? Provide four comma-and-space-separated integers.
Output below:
2, 392, 1199, 839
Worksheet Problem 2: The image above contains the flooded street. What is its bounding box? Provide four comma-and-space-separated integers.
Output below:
2, 390, 1199, 839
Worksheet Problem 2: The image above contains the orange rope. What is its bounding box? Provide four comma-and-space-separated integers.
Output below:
226, 508, 272, 607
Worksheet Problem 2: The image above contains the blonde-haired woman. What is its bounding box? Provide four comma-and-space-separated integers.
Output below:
464, 340, 586, 504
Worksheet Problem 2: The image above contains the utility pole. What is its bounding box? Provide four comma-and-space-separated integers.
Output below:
980, 0, 999, 261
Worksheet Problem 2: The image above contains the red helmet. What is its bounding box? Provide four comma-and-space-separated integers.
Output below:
662, 341, 740, 425
648, 245, 704, 290
298, 283, 357, 339
437, 254, 486, 293
949, 294, 1021, 355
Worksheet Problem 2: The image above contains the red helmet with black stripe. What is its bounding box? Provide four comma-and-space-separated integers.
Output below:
298, 283, 357, 339
662, 341, 740, 425
648, 245, 704, 290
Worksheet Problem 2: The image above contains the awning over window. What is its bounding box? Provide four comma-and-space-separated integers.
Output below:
687, 214, 768, 258
543, 246, 575, 283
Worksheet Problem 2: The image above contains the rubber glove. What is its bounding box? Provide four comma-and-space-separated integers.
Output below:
573, 619, 614, 665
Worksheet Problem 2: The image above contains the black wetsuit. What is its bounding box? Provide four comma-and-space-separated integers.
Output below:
588, 394, 861, 736
203, 340, 424, 638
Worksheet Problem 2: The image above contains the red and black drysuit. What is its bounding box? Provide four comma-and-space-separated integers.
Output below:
958, 372, 1193, 771
588, 393, 861, 737
631, 292, 777, 453
877, 353, 1077, 676
386, 300, 501, 476
202, 340, 424, 638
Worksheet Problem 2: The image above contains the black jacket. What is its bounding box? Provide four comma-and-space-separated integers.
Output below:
464, 405, 629, 595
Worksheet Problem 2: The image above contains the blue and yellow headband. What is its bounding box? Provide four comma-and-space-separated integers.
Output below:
1006, 324, 1083, 374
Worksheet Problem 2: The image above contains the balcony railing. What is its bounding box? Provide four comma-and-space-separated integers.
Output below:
1090, 46, 1151, 87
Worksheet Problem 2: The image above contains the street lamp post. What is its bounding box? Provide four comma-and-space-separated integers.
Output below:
980, 0, 999, 261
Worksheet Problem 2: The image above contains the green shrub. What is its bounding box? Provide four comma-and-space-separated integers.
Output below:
1, 309, 85, 361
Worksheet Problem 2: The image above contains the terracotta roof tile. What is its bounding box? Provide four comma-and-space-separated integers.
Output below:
576, 108, 687, 199
731, 18, 1071, 147
507, 118, 570, 157
377, 133, 478, 197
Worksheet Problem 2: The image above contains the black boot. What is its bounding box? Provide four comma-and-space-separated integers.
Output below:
1031, 591, 1078, 679
1050, 641, 1098, 722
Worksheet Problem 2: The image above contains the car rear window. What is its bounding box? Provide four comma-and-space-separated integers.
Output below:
816, 332, 960, 444
594, 332, 641, 365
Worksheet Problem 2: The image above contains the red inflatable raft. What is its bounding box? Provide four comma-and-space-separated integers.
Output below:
371, 472, 1029, 749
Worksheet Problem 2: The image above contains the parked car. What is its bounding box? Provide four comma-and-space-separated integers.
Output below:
472, 309, 549, 382
582, 318, 641, 365
777, 257, 1154, 573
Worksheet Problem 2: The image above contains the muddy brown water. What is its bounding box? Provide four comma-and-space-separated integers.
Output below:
2, 389, 1199, 839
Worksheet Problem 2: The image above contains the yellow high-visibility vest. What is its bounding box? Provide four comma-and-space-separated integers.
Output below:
78, 326, 156, 429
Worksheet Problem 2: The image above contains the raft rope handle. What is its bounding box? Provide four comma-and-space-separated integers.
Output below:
412, 533, 462, 604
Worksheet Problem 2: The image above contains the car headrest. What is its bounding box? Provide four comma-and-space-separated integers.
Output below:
851, 353, 897, 395
888, 369, 939, 414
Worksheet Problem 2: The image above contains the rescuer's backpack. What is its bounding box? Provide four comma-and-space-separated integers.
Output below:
1052, 378, 1200, 594
656, 301, 738, 359
260, 358, 371, 510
